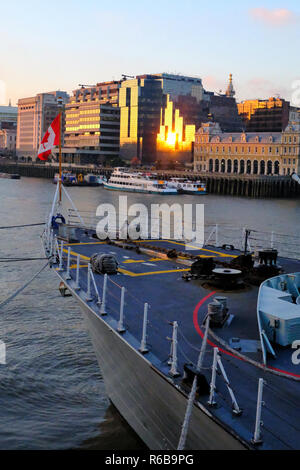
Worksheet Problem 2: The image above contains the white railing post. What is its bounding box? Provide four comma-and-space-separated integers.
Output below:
49, 229, 53, 257
197, 314, 210, 373
90, 268, 101, 305
117, 287, 126, 333
271, 231, 274, 249
58, 240, 64, 271
66, 247, 71, 280
217, 355, 242, 416
177, 313, 210, 450
215, 224, 219, 247
139, 303, 149, 354
100, 274, 107, 315
169, 321, 180, 377
86, 263, 92, 301
252, 378, 265, 445
75, 254, 81, 290
207, 347, 218, 407
52, 235, 58, 264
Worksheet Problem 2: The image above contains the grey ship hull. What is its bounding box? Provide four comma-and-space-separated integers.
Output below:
72, 291, 247, 450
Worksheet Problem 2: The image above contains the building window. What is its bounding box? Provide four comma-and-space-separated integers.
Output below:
260, 160, 265, 175
253, 160, 258, 174
240, 160, 245, 174
209, 159, 213, 171
214, 159, 219, 172
267, 160, 273, 175
227, 159, 232, 173
221, 159, 226, 173
246, 160, 251, 174
233, 159, 238, 173
274, 161, 280, 175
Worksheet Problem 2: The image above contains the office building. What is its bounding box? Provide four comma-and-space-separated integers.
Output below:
62, 81, 121, 164
16, 91, 69, 161
0, 104, 18, 129
237, 97, 292, 132
119, 73, 242, 165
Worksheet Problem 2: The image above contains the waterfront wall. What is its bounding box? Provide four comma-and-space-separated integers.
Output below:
0, 162, 299, 198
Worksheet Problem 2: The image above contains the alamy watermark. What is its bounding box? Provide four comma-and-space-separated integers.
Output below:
291, 80, 300, 107
0, 80, 6, 104
0, 340, 6, 365
291, 340, 300, 365
95, 196, 204, 249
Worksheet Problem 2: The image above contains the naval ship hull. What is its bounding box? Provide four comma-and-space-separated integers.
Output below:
65, 279, 247, 450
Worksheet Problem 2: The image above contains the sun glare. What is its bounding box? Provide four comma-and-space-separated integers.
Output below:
166, 132, 177, 146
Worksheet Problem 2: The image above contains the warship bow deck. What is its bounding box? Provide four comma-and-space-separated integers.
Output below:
44, 225, 300, 450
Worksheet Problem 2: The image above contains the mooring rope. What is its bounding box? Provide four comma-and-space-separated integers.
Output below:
0, 257, 49, 262
0, 223, 45, 230
0, 261, 49, 309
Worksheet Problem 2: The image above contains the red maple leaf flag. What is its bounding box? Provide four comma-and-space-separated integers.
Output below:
37, 114, 61, 161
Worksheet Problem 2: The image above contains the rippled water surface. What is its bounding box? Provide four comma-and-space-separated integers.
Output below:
0, 176, 298, 449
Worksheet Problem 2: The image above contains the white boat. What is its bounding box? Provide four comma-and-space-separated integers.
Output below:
104, 168, 178, 194
167, 177, 206, 194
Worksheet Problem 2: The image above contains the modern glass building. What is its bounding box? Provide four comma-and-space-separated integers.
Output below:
119, 73, 242, 165
119, 77, 162, 164
63, 81, 121, 164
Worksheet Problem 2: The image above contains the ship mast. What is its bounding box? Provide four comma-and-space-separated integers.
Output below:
57, 96, 64, 203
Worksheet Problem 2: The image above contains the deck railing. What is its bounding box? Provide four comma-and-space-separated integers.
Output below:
66, 208, 300, 261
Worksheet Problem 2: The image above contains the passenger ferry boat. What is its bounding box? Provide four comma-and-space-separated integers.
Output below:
104, 167, 178, 194
167, 177, 207, 194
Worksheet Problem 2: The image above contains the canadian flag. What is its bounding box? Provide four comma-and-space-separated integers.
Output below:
37, 114, 61, 161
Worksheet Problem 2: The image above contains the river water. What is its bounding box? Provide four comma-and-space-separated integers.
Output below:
0, 176, 299, 449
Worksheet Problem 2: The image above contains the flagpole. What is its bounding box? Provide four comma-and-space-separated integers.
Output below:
59, 111, 62, 203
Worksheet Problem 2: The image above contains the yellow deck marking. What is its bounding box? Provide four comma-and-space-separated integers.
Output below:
133, 239, 236, 258
118, 267, 190, 277
123, 257, 163, 264
69, 264, 88, 269
63, 248, 90, 260
65, 241, 106, 246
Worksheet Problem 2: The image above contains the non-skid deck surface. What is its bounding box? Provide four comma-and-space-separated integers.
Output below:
55, 227, 300, 450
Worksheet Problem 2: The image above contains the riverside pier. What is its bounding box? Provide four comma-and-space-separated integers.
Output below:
0, 162, 299, 198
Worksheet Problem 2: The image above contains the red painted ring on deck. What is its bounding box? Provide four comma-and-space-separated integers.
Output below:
193, 293, 300, 379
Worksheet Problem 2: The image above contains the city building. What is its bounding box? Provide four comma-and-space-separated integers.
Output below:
281, 122, 300, 176
119, 76, 163, 164
119, 73, 242, 165
16, 91, 69, 161
237, 97, 292, 132
62, 81, 121, 164
0, 103, 18, 129
0, 128, 16, 151
194, 121, 300, 176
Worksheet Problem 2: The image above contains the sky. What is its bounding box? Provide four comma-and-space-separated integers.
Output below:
0, 0, 300, 106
